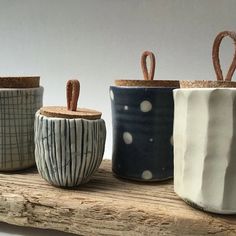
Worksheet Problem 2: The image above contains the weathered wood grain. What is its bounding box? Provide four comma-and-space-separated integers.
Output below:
0, 160, 235, 235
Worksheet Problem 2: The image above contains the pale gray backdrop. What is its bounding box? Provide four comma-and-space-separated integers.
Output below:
0, 0, 236, 235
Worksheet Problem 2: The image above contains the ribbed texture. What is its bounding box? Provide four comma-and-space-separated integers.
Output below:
174, 88, 236, 214
34, 112, 106, 187
0, 87, 43, 171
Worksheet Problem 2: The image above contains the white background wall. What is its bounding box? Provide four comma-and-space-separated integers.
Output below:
0, 0, 236, 235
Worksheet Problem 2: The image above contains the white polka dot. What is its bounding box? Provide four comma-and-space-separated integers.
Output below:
162, 167, 165, 171
170, 136, 173, 146
140, 100, 152, 112
142, 170, 153, 180
149, 138, 154, 142
124, 105, 129, 110
110, 90, 114, 100
123, 132, 133, 144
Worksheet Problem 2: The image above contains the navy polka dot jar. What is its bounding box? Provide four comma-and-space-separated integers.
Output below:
110, 51, 179, 181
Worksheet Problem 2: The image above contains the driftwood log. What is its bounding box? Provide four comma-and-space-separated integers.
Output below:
0, 160, 235, 235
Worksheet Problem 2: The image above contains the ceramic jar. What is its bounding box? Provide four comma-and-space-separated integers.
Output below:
173, 31, 236, 213
0, 76, 43, 171
174, 88, 236, 213
111, 51, 179, 181
111, 86, 178, 181
35, 80, 106, 187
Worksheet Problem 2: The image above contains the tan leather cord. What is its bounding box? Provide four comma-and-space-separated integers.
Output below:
66, 80, 80, 111
41, 79, 101, 119
141, 51, 156, 80
212, 31, 236, 81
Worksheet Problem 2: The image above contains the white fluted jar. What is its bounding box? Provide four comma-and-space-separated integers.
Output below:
174, 88, 236, 214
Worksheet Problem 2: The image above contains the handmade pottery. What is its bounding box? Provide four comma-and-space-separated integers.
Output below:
174, 31, 236, 213
0, 76, 43, 171
35, 80, 106, 187
174, 88, 236, 214
111, 51, 179, 181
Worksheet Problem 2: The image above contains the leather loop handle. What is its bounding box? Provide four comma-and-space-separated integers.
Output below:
141, 51, 156, 80
212, 31, 236, 81
66, 80, 80, 111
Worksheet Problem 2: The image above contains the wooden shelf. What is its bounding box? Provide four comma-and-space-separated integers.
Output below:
0, 160, 235, 235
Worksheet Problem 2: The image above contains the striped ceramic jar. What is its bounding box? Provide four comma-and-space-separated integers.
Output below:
34, 111, 106, 187
0, 87, 43, 171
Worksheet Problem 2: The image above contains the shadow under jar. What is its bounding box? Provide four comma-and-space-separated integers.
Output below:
0, 76, 43, 171
111, 51, 179, 181
35, 80, 106, 187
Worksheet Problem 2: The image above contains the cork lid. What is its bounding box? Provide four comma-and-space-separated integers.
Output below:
40, 80, 102, 120
180, 31, 236, 88
0, 76, 40, 88
115, 51, 179, 88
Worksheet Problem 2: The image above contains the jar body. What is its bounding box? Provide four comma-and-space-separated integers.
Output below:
34, 112, 106, 187
110, 86, 175, 181
0, 87, 43, 171
174, 88, 236, 214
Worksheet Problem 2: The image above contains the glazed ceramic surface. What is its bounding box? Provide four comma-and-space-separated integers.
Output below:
0, 87, 43, 171
110, 86, 175, 181
34, 112, 106, 187
174, 88, 236, 214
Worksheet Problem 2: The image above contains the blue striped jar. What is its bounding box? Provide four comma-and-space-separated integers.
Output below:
34, 80, 106, 187
110, 51, 179, 181
0, 76, 43, 171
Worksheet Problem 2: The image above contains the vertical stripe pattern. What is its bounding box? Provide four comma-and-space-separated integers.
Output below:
34, 112, 106, 187
0, 87, 43, 171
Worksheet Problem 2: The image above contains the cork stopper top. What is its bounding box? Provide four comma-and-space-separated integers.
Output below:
40, 80, 102, 120
180, 31, 236, 88
0, 76, 40, 88
115, 51, 179, 88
